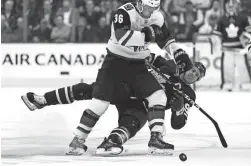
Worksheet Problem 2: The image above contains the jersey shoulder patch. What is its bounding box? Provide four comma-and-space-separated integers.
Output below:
123, 3, 134, 11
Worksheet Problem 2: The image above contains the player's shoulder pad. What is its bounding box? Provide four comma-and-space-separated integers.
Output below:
112, 8, 131, 29
120, 3, 135, 11
149, 11, 165, 27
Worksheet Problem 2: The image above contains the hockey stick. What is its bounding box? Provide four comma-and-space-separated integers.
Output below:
146, 61, 228, 148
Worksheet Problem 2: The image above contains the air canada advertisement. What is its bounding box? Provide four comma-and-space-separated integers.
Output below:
2, 43, 222, 88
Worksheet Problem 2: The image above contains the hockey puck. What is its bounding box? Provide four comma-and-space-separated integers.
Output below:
179, 153, 187, 161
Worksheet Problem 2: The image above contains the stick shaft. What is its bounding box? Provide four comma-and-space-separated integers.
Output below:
146, 61, 228, 148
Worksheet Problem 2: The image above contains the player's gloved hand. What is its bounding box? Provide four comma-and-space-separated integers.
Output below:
174, 49, 193, 73
141, 26, 155, 42
169, 91, 184, 115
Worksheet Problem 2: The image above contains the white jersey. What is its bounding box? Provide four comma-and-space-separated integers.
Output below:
107, 3, 165, 60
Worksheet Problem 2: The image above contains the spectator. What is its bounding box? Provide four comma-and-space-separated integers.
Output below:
190, 0, 212, 10
199, 14, 218, 34
11, 17, 30, 42
1, 15, 12, 42
179, 1, 204, 27
169, 0, 188, 14
32, 19, 52, 42
32, 0, 56, 29
112, 0, 120, 11
176, 1, 201, 41
84, 0, 101, 26
104, 0, 114, 25
204, 0, 221, 25
76, 16, 99, 42
94, 16, 111, 42
162, 0, 173, 14
1, 0, 17, 32
56, 0, 78, 26
50, 15, 71, 43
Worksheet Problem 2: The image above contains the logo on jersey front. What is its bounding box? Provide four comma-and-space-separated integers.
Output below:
226, 23, 239, 38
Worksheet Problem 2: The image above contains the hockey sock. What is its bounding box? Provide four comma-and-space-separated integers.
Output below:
44, 86, 74, 105
108, 126, 130, 145
147, 105, 165, 133
75, 109, 100, 139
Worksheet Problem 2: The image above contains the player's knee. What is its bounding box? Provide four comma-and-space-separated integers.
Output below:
72, 83, 93, 100
118, 113, 146, 138
146, 89, 167, 107
87, 98, 110, 116
171, 113, 187, 130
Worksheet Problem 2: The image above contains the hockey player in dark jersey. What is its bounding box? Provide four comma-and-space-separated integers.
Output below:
60, 0, 195, 155
21, 54, 206, 155
213, 0, 251, 91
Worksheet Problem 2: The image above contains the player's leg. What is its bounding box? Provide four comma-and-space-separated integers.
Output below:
132, 62, 174, 155
68, 55, 125, 155
95, 99, 147, 155
21, 83, 93, 111
238, 53, 251, 91
221, 50, 235, 91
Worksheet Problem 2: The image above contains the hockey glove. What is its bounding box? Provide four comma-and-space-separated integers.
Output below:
169, 91, 185, 115
174, 49, 193, 73
141, 26, 155, 42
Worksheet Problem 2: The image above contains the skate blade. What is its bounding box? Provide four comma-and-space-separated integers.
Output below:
94, 147, 124, 156
148, 147, 173, 156
66, 148, 85, 156
21, 95, 37, 111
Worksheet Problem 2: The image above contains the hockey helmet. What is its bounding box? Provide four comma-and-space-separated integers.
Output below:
194, 62, 206, 81
136, 0, 161, 18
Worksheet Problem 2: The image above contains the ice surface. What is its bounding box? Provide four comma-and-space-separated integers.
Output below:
1, 88, 251, 166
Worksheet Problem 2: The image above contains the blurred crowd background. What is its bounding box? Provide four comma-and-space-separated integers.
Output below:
1, 0, 251, 43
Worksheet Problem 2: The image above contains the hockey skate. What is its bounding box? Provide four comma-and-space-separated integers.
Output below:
66, 135, 88, 156
94, 137, 124, 156
21, 92, 47, 111
148, 132, 174, 155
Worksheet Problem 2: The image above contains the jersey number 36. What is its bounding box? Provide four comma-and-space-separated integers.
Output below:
114, 14, 123, 23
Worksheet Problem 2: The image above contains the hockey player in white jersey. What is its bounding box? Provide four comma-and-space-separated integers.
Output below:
67, 0, 193, 155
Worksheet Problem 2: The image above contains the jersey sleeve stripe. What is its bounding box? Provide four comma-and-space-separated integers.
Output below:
163, 39, 175, 50
121, 30, 134, 46
118, 30, 131, 44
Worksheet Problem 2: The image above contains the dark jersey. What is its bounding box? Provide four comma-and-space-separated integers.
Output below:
213, 14, 250, 48
150, 55, 196, 109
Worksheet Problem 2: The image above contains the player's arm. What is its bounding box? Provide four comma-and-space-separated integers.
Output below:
113, 9, 152, 45
147, 54, 179, 75
170, 84, 196, 130
152, 22, 193, 73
